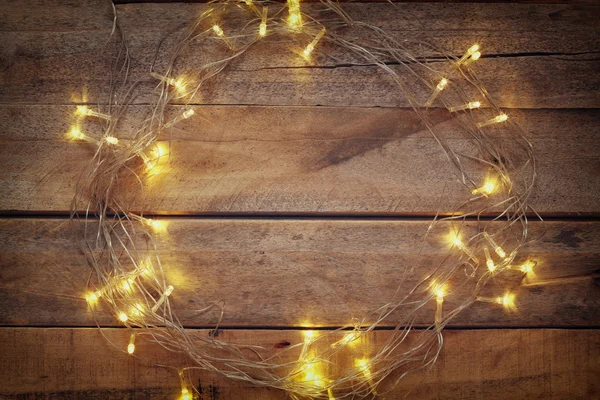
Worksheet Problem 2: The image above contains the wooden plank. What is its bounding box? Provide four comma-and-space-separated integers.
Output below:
1, 218, 598, 327
0, 105, 598, 214
0, 3, 598, 107
0, 328, 598, 399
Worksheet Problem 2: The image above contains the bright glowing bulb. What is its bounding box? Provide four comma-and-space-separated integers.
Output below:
425, 78, 449, 107
213, 25, 224, 37
127, 333, 136, 354
181, 388, 191, 400
471, 51, 481, 61
303, 330, 316, 343
105, 136, 119, 145
458, 44, 480, 64
448, 101, 481, 113
182, 109, 195, 119
85, 291, 98, 304
472, 177, 498, 197
519, 260, 536, 274
449, 231, 479, 264
121, 277, 135, 292
75, 105, 111, 120
259, 6, 268, 37
287, 0, 302, 29
484, 247, 496, 272
118, 312, 128, 323
68, 126, 85, 141
303, 27, 326, 59
477, 113, 508, 128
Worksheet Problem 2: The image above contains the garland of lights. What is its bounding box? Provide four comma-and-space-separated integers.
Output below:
71, 1, 539, 398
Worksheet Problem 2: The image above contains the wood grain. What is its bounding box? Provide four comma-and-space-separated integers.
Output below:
1, 106, 598, 214
0, 3, 598, 107
1, 218, 598, 328
0, 328, 598, 399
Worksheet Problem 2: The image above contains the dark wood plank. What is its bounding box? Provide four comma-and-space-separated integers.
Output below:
0, 105, 598, 214
0, 328, 598, 399
0, 218, 598, 327
0, 3, 598, 107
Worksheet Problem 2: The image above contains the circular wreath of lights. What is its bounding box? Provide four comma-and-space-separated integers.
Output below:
71, 1, 538, 398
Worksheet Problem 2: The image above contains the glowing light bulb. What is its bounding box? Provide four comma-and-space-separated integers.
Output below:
354, 358, 376, 394
151, 285, 174, 312
519, 260, 536, 274
259, 6, 268, 37
477, 113, 508, 128
127, 333, 136, 354
472, 177, 498, 197
150, 72, 189, 96
118, 312, 128, 323
303, 27, 326, 58
424, 78, 448, 107
104, 136, 119, 145
181, 388, 191, 400
458, 44, 480, 64
68, 126, 85, 141
75, 105, 111, 121
496, 292, 516, 309
331, 330, 360, 348
212, 25, 224, 37
448, 101, 481, 113
328, 387, 336, 400
484, 247, 496, 272
130, 303, 146, 318
287, 0, 302, 30
431, 282, 446, 325
449, 232, 479, 264
482, 232, 506, 258
85, 291, 98, 304
303, 330, 316, 343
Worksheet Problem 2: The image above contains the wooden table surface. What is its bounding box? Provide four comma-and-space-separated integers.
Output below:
0, 0, 599, 399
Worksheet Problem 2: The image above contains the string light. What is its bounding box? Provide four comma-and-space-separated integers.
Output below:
463, 51, 481, 65
431, 283, 446, 325
483, 232, 506, 258
457, 44, 480, 64
118, 312, 128, 323
70, 2, 541, 396
75, 105, 111, 121
354, 358, 376, 395
476, 292, 516, 311
448, 101, 480, 113
151, 285, 174, 313
519, 260, 537, 274
424, 78, 448, 107
472, 176, 498, 197
212, 25, 234, 50
303, 27, 326, 58
331, 331, 360, 348
104, 136, 119, 145
449, 232, 479, 264
179, 371, 192, 400
484, 247, 496, 272
163, 108, 195, 129
476, 113, 508, 128
287, 0, 302, 30
258, 6, 268, 37
127, 333, 136, 354
150, 72, 188, 95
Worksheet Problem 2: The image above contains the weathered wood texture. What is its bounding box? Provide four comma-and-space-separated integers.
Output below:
0, 3, 598, 107
1, 328, 598, 399
0, 106, 598, 214
1, 218, 598, 328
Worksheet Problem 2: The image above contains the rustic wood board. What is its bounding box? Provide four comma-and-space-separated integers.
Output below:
0, 106, 598, 214
0, 3, 598, 107
1, 218, 598, 328
0, 328, 598, 399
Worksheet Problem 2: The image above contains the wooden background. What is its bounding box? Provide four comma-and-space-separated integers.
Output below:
1, 0, 599, 399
